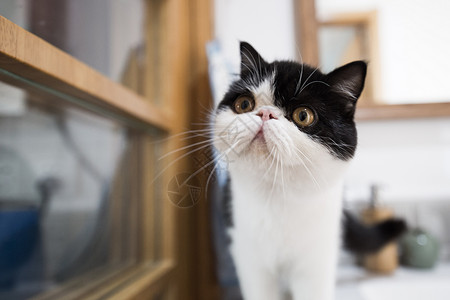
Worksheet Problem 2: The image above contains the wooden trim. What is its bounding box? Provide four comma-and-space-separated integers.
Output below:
32, 264, 134, 300
356, 102, 450, 121
319, 11, 381, 105
0, 15, 173, 131
104, 261, 174, 300
158, 0, 194, 298
139, 135, 157, 262
33, 261, 175, 300
293, 0, 319, 65
319, 11, 377, 27
88, 261, 175, 300
188, 0, 219, 299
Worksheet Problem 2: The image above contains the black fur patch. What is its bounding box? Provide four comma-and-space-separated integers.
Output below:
222, 176, 233, 227
218, 41, 367, 160
343, 211, 407, 254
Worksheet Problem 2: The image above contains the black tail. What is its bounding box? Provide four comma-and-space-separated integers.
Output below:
343, 211, 407, 254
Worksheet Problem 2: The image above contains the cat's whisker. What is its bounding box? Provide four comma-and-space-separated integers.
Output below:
179, 139, 241, 188
263, 146, 276, 165
298, 67, 319, 94
179, 132, 213, 141
259, 146, 277, 186
241, 51, 261, 85
310, 135, 355, 157
242, 51, 258, 71
204, 145, 237, 195
293, 147, 313, 165
294, 70, 303, 96
317, 136, 355, 148
197, 99, 216, 117
291, 150, 321, 188
279, 152, 287, 201
268, 150, 280, 203
242, 61, 258, 80
298, 80, 330, 95
257, 54, 263, 80
152, 138, 217, 183
243, 47, 260, 78
191, 122, 214, 126
294, 46, 306, 97
296, 148, 329, 186
205, 158, 222, 196
293, 148, 325, 180
151, 128, 215, 145
296, 45, 304, 63
158, 137, 217, 160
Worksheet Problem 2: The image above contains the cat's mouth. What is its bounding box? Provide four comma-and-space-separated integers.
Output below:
255, 128, 264, 139
251, 127, 265, 143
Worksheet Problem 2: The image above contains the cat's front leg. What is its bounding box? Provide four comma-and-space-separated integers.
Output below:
289, 274, 335, 300
231, 241, 282, 300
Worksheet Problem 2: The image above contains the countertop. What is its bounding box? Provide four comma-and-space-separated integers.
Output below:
336, 263, 450, 300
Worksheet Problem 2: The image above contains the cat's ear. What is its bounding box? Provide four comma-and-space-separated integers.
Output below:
240, 41, 268, 77
327, 61, 367, 112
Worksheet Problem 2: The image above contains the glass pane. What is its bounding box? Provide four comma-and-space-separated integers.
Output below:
318, 25, 372, 103
318, 26, 362, 73
0, 79, 153, 299
0, 0, 151, 97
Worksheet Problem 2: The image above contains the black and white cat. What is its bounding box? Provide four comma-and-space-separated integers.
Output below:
212, 42, 402, 300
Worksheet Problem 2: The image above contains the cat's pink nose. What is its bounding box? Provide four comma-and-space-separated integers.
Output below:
257, 108, 278, 121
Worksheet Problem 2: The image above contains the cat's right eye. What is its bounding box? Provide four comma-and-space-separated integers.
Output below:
234, 96, 255, 114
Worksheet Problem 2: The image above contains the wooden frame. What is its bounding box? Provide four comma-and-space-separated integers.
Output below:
187, 0, 219, 298
356, 102, 450, 121
293, 0, 319, 65
0, 16, 172, 132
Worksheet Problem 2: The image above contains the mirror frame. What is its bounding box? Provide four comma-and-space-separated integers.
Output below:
294, 0, 450, 121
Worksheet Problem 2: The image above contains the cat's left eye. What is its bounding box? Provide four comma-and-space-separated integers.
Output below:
292, 107, 315, 127
234, 96, 255, 114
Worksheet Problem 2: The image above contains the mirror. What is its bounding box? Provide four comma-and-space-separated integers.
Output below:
316, 0, 450, 106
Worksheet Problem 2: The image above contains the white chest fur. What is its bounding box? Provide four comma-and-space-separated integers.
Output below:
227, 165, 344, 300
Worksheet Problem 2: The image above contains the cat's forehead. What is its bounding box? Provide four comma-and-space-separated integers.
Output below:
248, 72, 276, 107
218, 60, 329, 113
244, 62, 327, 107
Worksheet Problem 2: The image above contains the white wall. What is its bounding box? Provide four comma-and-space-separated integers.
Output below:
214, 0, 297, 72
316, 0, 450, 104
345, 117, 450, 203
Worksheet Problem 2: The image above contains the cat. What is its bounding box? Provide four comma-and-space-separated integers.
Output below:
212, 42, 404, 300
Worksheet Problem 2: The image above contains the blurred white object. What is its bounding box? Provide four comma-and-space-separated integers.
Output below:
206, 40, 234, 105
336, 263, 450, 300
0, 83, 26, 116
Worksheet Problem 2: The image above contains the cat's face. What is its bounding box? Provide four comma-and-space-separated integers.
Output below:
213, 42, 366, 183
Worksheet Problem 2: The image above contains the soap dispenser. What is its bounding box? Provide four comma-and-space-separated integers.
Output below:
361, 185, 399, 273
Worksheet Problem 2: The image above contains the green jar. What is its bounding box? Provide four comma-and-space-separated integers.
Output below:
400, 228, 439, 269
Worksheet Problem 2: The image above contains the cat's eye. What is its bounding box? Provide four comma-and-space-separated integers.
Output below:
234, 96, 255, 114
292, 107, 315, 127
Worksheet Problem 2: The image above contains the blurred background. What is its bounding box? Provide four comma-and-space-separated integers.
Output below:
0, 0, 449, 299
